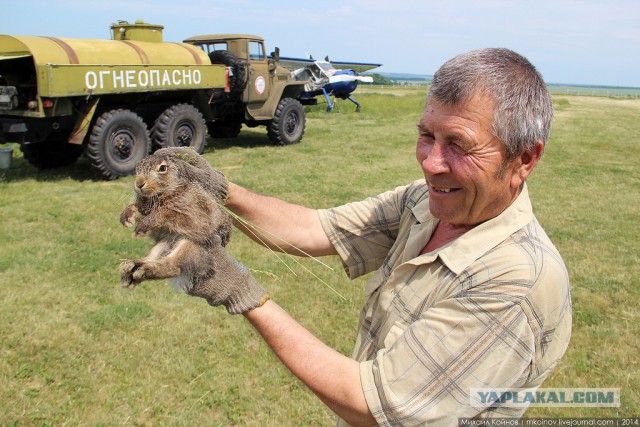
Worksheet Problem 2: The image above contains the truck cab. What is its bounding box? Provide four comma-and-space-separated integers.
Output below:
183, 35, 303, 121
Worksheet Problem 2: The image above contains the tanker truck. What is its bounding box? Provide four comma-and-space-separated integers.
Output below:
0, 20, 307, 179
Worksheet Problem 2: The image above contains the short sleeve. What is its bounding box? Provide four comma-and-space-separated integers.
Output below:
318, 195, 402, 279
318, 180, 427, 280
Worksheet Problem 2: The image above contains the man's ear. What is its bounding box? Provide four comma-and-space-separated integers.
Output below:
510, 141, 544, 189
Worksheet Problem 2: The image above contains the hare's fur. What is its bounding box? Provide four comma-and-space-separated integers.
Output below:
119, 147, 232, 292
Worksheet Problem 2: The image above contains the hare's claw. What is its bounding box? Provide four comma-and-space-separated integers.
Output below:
132, 264, 147, 281
134, 227, 148, 237
119, 259, 141, 289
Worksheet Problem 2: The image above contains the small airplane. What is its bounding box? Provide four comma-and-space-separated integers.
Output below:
277, 56, 382, 112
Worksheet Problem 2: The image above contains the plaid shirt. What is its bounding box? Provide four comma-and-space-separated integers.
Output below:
318, 181, 572, 426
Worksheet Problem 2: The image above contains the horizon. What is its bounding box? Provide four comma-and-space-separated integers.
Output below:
371, 72, 640, 90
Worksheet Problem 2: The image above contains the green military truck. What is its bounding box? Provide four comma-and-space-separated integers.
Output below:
0, 20, 306, 179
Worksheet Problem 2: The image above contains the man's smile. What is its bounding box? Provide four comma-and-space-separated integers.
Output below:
427, 182, 461, 194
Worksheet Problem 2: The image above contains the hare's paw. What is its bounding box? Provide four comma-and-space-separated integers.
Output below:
134, 224, 149, 237
119, 259, 141, 289
133, 219, 152, 237
119, 259, 137, 275
131, 263, 149, 282
120, 205, 139, 228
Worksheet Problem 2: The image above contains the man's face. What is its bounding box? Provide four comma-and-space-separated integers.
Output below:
416, 93, 525, 227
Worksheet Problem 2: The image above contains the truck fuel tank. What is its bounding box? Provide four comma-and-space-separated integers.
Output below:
0, 21, 225, 100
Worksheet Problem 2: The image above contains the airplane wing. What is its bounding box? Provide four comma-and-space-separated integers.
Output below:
276, 56, 315, 71
275, 56, 382, 74
326, 60, 381, 73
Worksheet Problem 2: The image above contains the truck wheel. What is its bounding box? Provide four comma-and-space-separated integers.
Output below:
209, 50, 247, 94
267, 98, 306, 146
20, 137, 83, 169
87, 109, 151, 180
151, 104, 207, 153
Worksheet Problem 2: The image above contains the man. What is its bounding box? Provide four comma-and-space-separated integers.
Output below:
182, 48, 573, 425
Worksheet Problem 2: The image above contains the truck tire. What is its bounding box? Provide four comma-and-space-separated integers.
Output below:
151, 104, 207, 153
87, 109, 151, 180
20, 137, 83, 169
209, 50, 247, 94
267, 98, 306, 146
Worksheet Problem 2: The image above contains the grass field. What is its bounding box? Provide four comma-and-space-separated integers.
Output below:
0, 88, 638, 424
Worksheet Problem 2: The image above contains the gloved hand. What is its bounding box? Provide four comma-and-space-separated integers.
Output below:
203, 164, 229, 204
187, 238, 270, 314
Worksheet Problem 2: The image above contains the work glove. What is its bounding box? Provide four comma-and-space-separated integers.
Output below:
201, 165, 229, 204
187, 236, 270, 314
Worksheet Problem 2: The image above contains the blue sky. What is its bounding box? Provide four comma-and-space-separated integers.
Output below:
4, 0, 639, 87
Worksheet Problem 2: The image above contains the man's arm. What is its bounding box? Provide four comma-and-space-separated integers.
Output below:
225, 182, 337, 257
243, 300, 377, 427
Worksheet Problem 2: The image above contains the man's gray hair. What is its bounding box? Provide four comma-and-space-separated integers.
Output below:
428, 48, 553, 160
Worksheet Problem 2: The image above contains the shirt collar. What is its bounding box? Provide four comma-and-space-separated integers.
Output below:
408, 184, 534, 276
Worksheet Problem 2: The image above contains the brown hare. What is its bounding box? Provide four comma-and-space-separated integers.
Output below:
119, 147, 232, 292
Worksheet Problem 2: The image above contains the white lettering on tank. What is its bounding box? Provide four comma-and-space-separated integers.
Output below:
138, 70, 149, 87
150, 70, 160, 86
126, 70, 137, 88
85, 71, 97, 89
99, 71, 110, 89
113, 70, 125, 88
172, 69, 182, 85
84, 68, 207, 90
182, 69, 192, 85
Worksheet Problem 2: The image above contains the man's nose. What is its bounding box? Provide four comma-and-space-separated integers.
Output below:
422, 142, 449, 175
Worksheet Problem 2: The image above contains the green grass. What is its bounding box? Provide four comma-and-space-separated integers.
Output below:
1, 88, 638, 424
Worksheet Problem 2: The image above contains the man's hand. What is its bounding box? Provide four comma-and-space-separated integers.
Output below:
187, 237, 270, 314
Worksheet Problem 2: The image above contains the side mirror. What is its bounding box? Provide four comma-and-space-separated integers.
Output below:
268, 47, 280, 73
271, 47, 280, 62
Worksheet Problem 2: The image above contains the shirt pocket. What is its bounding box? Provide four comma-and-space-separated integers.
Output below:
382, 320, 407, 349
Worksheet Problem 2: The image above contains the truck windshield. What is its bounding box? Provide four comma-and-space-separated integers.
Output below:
195, 42, 228, 54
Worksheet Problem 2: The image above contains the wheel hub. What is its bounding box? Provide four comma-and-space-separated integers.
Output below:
174, 120, 196, 146
113, 131, 134, 160
285, 113, 298, 135
176, 125, 193, 146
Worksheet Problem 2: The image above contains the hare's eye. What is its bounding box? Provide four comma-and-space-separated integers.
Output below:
158, 164, 168, 173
